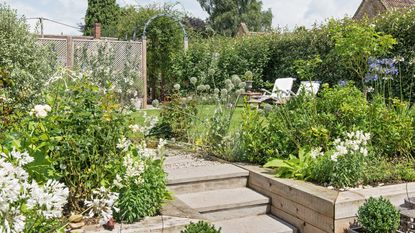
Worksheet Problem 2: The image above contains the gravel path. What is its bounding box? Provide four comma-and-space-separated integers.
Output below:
164, 148, 222, 170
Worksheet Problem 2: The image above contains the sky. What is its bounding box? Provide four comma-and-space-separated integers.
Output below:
2, 0, 363, 35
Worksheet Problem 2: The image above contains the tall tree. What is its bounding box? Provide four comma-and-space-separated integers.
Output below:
197, 0, 272, 36
84, 0, 120, 36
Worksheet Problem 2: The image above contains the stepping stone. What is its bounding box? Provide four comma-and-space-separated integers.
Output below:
213, 215, 295, 233
167, 164, 249, 184
176, 187, 269, 221
167, 164, 249, 194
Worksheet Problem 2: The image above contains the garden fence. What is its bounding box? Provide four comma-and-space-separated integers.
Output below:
37, 35, 147, 108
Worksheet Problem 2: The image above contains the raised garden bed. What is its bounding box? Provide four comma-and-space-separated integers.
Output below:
239, 164, 415, 233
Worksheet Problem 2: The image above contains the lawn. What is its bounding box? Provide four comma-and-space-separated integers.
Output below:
133, 105, 244, 132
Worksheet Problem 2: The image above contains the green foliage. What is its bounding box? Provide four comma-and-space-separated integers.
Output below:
84, 0, 120, 36
329, 19, 396, 82
108, 4, 185, 99
294, 55, 322, 81
357, 197, 400, 233
115, 158, 170, 223
239, 84, 415, 168
0, 4, 56, 126
264, 149, 313, 180
197, 0, 272, 36
181, 221, 221, 233
172, 35, 272, 90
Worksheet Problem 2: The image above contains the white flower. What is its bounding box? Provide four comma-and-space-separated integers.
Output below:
330, 154, 338, 162
117, 137, 132, 151
85, 187, 119, 225
129, 124, 142, 133
27, 180, 69, 219
30, 104, 52, 118
310, 147, 323, 159
7, 148, 34, 166
113, 174, 123, 189
123, 154, 144, 179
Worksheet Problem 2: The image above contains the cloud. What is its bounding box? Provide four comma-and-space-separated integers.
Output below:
4, 0, 364, 35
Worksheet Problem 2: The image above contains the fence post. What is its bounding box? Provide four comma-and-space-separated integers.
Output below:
66, 36, 73, 68
142, 36, 147, 109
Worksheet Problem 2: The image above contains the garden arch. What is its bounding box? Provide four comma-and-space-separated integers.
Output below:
140, 13, 189, 108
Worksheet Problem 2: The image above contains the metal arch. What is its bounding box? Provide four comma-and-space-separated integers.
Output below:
141, 13, 188, 39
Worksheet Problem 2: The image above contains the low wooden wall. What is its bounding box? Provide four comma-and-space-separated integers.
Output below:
241, 165, 415, 233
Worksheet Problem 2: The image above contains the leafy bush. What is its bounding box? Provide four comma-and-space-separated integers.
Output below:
3, 73, 127, 210
181, 221, 221, 233
357, 197, 400, 233
158, 92, 198, 141
0, 4, 56, 125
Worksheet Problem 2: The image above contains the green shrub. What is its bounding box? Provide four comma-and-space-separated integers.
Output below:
158, 92, 198, 141
357, 197, 400, 233
181, 221, 221, 233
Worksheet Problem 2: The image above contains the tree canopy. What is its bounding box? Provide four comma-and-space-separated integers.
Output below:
197, 0, 273, 36
84, 0, 120, 36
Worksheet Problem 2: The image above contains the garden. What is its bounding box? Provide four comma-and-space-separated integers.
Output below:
3, 1, 415, 233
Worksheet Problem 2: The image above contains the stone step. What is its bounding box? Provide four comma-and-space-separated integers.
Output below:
176, 187, 269, 221
213, 215, 296, 233
167, 164, 249, 194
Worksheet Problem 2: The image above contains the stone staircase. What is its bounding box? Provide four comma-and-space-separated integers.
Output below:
166, 157, 296, 233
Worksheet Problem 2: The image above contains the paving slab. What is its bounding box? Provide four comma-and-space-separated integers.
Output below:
176, 187, 269, 212
213, 215, 295, 233
167, 164, 249, 185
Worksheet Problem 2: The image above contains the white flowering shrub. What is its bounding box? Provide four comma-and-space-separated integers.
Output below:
73, 41, 144, 109
0, 148, 68, 233
111, 140, 170, 223
310, 131, 371, 188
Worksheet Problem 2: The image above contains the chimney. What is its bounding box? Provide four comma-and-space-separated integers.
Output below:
93, 23, 101, 40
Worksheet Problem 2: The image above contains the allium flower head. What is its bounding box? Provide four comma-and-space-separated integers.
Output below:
173, 83, 181, 91
152, 99, 160, 108
190, 77, 197, 85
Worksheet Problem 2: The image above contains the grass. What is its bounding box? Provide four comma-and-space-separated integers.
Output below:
132, 105, 244, 132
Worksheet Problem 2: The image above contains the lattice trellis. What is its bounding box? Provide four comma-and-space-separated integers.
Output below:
72, 39, 142, 73
37, 38, 68, 66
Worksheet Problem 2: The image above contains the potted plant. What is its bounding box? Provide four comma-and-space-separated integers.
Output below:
348, 197, 402, 233
244, 71, 254, 91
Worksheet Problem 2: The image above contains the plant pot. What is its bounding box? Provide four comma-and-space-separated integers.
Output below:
347, 226, 404, 233
245, 80, 253, 91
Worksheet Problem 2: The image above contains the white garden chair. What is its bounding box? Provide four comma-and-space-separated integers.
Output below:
289, 81, 321, 97
248, 77, 296, 106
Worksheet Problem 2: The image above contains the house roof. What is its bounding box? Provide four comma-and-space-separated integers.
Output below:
380, 0, 415, 9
